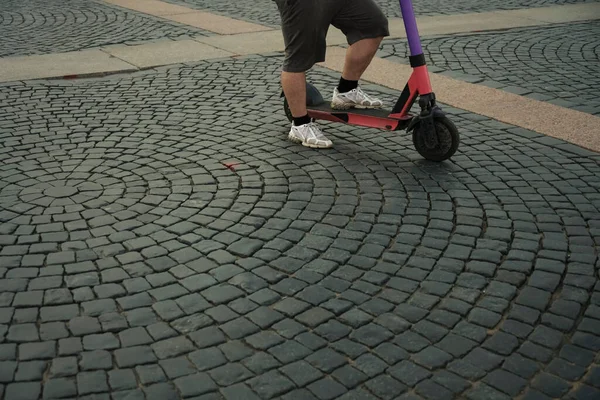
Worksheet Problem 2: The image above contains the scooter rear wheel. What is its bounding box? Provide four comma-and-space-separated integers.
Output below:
412, 116, 460, 162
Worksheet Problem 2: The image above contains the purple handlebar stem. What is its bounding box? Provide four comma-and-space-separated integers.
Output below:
399, 0, 423, 56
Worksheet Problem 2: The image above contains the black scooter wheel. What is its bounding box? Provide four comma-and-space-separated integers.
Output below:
412, 116, 460, 162
283, 97, 293, 123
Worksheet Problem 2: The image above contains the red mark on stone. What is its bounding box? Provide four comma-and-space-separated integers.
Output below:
224, 162, 239, 171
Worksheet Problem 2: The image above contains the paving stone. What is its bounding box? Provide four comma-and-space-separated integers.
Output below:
365, 375, 407, 399
373, 342, 409, 365
307, 377, 348, 400
77, 370, 109, 395
80, 349, 114, 371
483, 368, 528, 396
243, 352, 281, 375
432, 370, 470, 394
468, 307, 502, 328
143, 382, 180, 400
136, 364, 167, 385
108, 369, 137, 391
560, 344, 595, 367
305, 347, 347, 373
412, 319, 449, 343
43, 377, 77, 399
464, 383, 511, 400
159, 356, 197, 379
280, 360, 323, 387
221, 383, 262, 400
531, 372, 572, 398
18, 341, 56, 361
389, 360, 432, 386
273, 297, 311, 317
114, 346, 157, 368
413, 346, 453, 369
349, 323, 393, 347
151, 335, 195, 359
4, 381, 42, 399
174, 372, 218, 397
415, 379, 455, 400
502, 353, 539, 379
330, 364, 367, 389
529, 325, 563, 349
248, 370, 295, 399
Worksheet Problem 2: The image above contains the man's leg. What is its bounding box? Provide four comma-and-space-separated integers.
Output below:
342, 37, 384, 82
281, 71, 309, 126
331, 0, 390, 109
274, 0, 333, 148
282, 70, 333, 149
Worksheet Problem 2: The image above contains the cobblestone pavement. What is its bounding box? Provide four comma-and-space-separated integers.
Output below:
1, 56, 600, 400
0, 0, 211, 58
379, 21, 600, 116
163, 0, 599, 27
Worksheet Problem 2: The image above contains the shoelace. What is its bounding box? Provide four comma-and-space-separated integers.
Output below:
355, 87, 377, 103
305, 123, 328, 140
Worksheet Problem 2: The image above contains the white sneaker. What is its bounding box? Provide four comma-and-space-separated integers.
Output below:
331, 86, 383, 109
288, 121, 333, 148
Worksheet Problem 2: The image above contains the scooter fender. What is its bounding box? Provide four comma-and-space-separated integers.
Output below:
405, 106, 445, 132
280, 83, 325, 106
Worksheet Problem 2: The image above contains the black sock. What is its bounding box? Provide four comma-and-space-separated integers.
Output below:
293, 114, 311, 126
338, 77, 358, 93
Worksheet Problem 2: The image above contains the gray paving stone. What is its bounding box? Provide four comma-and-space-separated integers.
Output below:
4, 381, 41, 400
135, 364, 166, 386
248, 370, 295, 399
531, 372, 572, 397
77, 370, 109, 395
174, 372, 218, 397
114, 346, 157, 368
413, 346, 453, 370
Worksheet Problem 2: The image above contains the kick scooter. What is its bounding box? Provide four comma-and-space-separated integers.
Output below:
281, 0, 460, 162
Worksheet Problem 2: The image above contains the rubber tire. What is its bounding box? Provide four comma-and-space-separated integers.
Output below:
283, 97, 293, 122
412, 115, 460, 162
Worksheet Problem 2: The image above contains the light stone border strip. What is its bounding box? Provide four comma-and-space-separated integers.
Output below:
0, 50, 139, 82
318, 46, 600, 154
0, 40, 235, 82
104, 39, 234, 69
103, 0, 272, 34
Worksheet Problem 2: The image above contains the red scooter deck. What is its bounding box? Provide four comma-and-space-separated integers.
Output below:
307, 103, 412, 131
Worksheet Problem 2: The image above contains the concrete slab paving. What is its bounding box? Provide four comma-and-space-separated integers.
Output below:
195, 30, 286, 56
168, 11, 273, 34
104, 0, 272, 34
104, 39, 234, 69
507, 2, 600, 23
0, 49, 138, 82
104, 0, 196, 16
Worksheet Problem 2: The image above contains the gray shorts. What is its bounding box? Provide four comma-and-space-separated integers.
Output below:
273, 0, 390, 72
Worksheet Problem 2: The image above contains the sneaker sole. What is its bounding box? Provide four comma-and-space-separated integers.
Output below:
288, 133, 333, 149
331, 101, 383, 110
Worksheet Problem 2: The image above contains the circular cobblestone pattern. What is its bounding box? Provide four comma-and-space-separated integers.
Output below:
163, 0, 598, 27
0, 56, 599, 400
380, 21, 600, 116
0, 0, 210, 57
